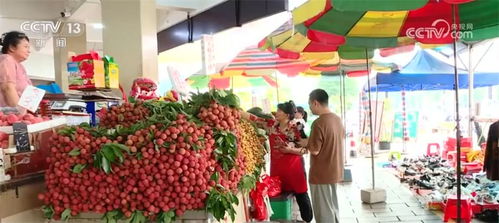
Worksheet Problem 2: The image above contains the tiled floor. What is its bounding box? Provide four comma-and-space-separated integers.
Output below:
334, 157, 442, 223
286, 156, 493, 223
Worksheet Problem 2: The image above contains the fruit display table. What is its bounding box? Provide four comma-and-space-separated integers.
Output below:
0, 118, 67, 222
0, 118, 66, 135
37, 90, 267, 223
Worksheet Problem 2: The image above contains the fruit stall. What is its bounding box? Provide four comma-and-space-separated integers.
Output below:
0, 112, 67, 221
1, 51, 124, 222
0, 48, 273, 222
35, 90, 269, 222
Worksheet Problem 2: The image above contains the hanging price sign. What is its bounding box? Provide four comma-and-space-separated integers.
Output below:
18, 85, 46, 113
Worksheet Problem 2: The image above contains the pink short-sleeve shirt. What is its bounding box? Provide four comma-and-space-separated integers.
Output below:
0, 54, 32, 107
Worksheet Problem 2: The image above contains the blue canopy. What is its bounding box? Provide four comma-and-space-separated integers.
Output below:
367, 50, 499, 92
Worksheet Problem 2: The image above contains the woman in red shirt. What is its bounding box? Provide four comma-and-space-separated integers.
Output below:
243, 101, 313, 222
0, 31, 32, 107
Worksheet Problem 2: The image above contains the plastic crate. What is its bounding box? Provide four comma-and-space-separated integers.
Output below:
445, 137, 471, 150
270, 193, 293, 220
463, 163, 483, 174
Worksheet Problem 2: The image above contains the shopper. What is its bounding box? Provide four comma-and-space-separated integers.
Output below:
292, 106, 308, 139
295, 106, 308, 123
299, 89, 344, 223
0, 31, 32, 107
484, 121, 499, 180
242, 101, 313, 223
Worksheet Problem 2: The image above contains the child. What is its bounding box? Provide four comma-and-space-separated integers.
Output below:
292, 106, 308, 139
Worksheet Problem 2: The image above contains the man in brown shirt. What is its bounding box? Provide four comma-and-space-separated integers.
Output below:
299, 89, 344, 223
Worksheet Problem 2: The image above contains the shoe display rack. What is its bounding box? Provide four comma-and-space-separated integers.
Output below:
391, 155, 499, 220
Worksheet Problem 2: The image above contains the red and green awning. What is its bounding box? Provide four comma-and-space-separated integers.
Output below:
331, 0, 429, 11
261, 22, 410, 77
260, 20, 343, 59
298, 0, 499, 46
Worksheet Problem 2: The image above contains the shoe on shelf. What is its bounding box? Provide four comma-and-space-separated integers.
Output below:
404, 169, 417, 176
417, 180, 435, 190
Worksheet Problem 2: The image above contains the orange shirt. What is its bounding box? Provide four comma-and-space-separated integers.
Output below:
307, 113, 345, 184
0, 54, 32, 107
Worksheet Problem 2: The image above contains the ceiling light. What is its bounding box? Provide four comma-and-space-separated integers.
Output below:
92, 23, 104, 29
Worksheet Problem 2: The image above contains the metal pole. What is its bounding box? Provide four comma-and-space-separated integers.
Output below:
274, 71, 280, 104
342, 72, 348, 163
452, 5, 462, 222
340, 72, 347, 163
359, 93, 362, 147
375, 82, 380, 143
365, 49, 376, 189
468, 44, 474, 149
472, 41, 494, 72
340, 72, 344, 120
402, 90, 407, 153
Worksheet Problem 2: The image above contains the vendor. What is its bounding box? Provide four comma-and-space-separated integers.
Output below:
0, 31, 32, 107
242, 101, 313, 223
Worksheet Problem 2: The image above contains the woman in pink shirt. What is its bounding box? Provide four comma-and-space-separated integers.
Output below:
0, 31, 32, 107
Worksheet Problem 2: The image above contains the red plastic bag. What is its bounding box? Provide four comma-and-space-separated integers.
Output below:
263, 175, 282, 198
71, 51, 100, 62
249, 175, 282, 221
130, 77, 158, 100
250, 182, 269, 221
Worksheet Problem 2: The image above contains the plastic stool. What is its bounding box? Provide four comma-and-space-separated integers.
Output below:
270, 193, 293, 220
442, 146, 454, 161
447, 151, 467, 166
443, 195, 473, 223
426, 143, 440, 156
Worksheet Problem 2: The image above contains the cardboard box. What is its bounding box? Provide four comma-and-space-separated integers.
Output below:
68, 52, 105, 90
0, 182, 44, 220
104, 56, 119, 89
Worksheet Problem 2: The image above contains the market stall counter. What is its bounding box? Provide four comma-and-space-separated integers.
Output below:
0, 116, 67, 221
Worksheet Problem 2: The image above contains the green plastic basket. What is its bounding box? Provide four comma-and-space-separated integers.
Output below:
270, 193, 293, 220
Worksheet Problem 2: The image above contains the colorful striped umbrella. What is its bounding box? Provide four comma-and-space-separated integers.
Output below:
188, 47, 301, 89
331, 0, 429, 11
261, 19, 343, 60
296, 0, 499, 47
222, 47, 309, 77
261, 25, 374, 77
379, 44, 416, 57
261, 18, 414, 77
263, 25, 404, 77
186, 73, 278, 89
